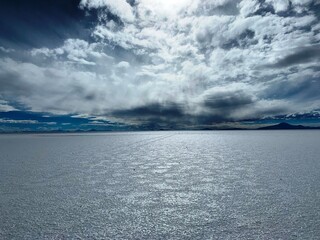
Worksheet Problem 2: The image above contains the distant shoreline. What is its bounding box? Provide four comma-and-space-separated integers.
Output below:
1, 122, 320, 134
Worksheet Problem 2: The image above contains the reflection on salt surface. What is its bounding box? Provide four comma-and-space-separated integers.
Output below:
0, 131, 320, 239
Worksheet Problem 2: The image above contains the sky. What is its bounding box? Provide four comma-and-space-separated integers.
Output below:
0, 0, 320, 131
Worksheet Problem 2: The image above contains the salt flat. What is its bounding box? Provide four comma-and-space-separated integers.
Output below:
0, 131, 319, 239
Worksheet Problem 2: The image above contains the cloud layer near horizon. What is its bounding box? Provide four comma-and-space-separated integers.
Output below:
0, 0, 320, 128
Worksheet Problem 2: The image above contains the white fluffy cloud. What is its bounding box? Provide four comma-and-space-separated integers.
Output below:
266, 0, 290, 13
80, 0, 134, 22
0, 99, 16, 112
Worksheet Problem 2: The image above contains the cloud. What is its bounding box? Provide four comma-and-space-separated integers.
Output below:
80, 0, 134, 22
112, 102, 185, 119
31, 39, 113, 65
117, 61, 130, 68
0, 119, 56, 124
0, 0, 319, 129
0, 46, 14, 53
202, 90, 253, 110
0, 100, 16, 112
266, 0, 290, 13
266, 45, 320, 68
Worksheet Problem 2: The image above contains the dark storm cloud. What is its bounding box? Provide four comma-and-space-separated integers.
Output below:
0, 62, 39, 99
196, 90, 257, 124
0, 0, 94, 49
0, 71, 27, 95
111, 91, 255, 128
203, 90, 253, 109
112, 103, 185, 120
262, 75, 320, 101
110, 103, 188, 130
270, 45, 320, 68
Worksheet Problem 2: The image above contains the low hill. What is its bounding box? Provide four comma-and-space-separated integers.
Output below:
258, 122, 319, 130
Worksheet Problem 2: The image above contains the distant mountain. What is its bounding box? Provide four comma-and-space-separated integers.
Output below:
258, 122, 320, 130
